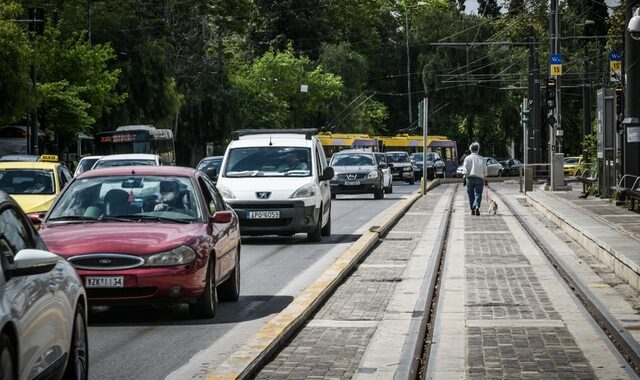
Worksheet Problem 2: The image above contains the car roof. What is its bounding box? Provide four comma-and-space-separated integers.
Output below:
0, 161, 59, 170
0, 154, 41, 162
334, 149, 374, 155
385, 151, 409, 154
96, 154, 159, 161
229, 134, 314, 149
199, 156, 223, 162
77, 165, 196, 179
79, 155, 103, 161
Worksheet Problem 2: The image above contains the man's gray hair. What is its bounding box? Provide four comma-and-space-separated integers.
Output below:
469, 142, 480, 153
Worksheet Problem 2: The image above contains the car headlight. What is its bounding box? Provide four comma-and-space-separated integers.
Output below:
367, 170, 379, 179
146, 246, 196, 266
217, 185, 236, 199
290, 183, 316, 198
403, 166, 412, 172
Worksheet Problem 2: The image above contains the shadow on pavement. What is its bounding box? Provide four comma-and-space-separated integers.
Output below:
241, 233, 360, 245
88, 294, 294, 326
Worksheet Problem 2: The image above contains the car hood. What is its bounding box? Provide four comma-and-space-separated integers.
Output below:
39, 222, 204, 257
332, 166, 376, 174
11, 194, 56, 214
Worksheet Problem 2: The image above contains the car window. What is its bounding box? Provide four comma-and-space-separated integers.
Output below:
315, 148, 323, 177
375, 153, 386, 165
76, 158, 99, 175
386, 153, 409, 163
200, 176, 225, 213
197, 158, 222, 172
0, 169, 55, 195
487, 158, 498, 165
331, 153, 374, 166
224, 147, 311, 177
47, 175, 202, 222
94, 159, 156, 169
0, 206, 33, 263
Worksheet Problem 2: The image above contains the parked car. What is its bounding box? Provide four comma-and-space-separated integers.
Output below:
564, 156, 585, 176
0, 190, 88, 380
39, 165, 241, 318
385, 151, 415, 184
215, 129, 333, 242
0, 154, 73, 225
410, 152, 446, 180
74, 155, 103, 177
196, 156, 223, 183
330, 150, 387, 199
498, 158, 522, 176
456, 156, 503, 178
92, 153, 165, 169
374, 152, 393, 193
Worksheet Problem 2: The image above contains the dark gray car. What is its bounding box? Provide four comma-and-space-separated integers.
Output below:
329, 150, 386, 199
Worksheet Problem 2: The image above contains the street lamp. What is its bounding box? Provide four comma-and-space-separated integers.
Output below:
404, 1, 427, 126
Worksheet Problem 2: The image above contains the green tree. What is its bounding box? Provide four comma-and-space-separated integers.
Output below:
35, 26, 126, 136
0, 2, 34, 126
229, 47, 343, 130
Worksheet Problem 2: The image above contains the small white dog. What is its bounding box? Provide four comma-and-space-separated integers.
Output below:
487, 199, 498, 215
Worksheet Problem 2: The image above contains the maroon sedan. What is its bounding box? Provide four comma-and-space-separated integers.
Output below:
39, 165, 240, 318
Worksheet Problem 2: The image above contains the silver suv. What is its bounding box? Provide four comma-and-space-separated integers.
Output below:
329, 150, 387, 199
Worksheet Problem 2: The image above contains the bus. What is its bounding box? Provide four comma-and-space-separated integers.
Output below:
316, 132, 380, 158
97, 125, 176, 165
0, 126, 46, 157
375, 134, 459, 175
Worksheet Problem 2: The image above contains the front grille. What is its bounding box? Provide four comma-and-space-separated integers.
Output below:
232, 203, 294, 210
69, 254, 144, 270
242, 218, 292, 227
337, 173, 367, 180
87, 287, 156, 298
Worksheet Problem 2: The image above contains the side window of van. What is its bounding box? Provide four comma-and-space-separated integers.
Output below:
315, 148, 323, 178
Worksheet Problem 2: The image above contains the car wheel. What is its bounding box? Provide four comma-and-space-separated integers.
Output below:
409, 179, 415, 185
388, 182, 393, 194
218, 245, 240, 302
321, 207, 331, 236
307, 207, 323, 242
374, 186, 384, 199
0, 333, 16, 380
331, 193, 336, 199
64, 304, 89, 380
190, 257, 217, 318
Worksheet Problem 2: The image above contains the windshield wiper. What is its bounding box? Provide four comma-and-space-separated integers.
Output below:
48, 215, 99, 222
112, 214, 192, 224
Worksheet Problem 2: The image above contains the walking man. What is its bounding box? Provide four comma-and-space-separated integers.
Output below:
462, 142, 488, 215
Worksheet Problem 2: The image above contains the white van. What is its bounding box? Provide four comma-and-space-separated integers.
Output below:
216, 129, 334, 242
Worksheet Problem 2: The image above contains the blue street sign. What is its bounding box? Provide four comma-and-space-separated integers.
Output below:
549, 54, 563, 64
610, 51, 622, 61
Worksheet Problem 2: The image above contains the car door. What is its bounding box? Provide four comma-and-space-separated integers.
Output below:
199, 175, 237, 280
0, 205, 66, 379
486, 158, 500, 176
315, 144, 331, 222
375, 153, 391, 187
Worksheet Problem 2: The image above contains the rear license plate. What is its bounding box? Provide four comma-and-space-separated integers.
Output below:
344, 181, 361, 186
85, 276, 124, 288
247, 211, 280, 219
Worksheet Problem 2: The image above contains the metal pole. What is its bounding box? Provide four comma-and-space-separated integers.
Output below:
422, 98, 428, 195
405, 12, 412, 125
582, 41, 591, 163
623, 2, 640, 179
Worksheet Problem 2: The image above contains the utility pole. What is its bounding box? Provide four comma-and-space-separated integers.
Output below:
582, 42, 591, 163
527, 34, 541, 164
623, 0, 640, 179
548, 0, 561, 190
405, 12, 413, 125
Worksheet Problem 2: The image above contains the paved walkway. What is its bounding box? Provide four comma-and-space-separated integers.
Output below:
251, 183, 640, 379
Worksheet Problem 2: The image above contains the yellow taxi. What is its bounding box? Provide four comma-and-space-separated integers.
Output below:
0, 155, 73, 221
563, 156, 585, 176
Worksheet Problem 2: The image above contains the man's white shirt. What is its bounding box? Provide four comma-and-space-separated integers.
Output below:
463, 153, 487, 179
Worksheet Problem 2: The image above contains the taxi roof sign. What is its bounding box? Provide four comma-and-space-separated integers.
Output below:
39, 154, 59, 162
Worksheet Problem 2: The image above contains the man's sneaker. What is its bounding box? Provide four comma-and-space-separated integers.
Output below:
475, 207, 480, 216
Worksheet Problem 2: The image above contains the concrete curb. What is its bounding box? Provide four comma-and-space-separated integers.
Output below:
207, 190, 426, 379
526, 191, 640, 292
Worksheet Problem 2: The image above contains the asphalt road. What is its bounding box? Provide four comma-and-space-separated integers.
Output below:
86, 181, 419, 380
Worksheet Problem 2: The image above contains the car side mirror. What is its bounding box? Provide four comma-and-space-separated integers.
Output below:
28, 213, 45, 229
320, 166, 334, 181
6, 249, 58, 277
205, 168, 218, 181
378, 162, 388, 169
210, 210, 233, 224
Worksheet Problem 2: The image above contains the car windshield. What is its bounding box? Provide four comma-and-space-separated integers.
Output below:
47, 175, 202, 223
197, 158, 222, 172
386, 153, 409, 163
330, 153, 375, 167
564, 157, 580, 164
224, 147, 311, 177
410, 153, 436, 162
0, 169, 55, 195
94, 159, 156, 169
76, 158, 99, 175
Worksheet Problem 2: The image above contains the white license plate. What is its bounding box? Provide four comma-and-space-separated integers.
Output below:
85, 276, 124, 288
247, 211, 280, 219
344, 181, 361, 186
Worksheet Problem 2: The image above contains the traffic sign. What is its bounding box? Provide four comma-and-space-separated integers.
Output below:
549, 54, 562, 76
609, 51, 622, 61
610, 50, 622, 82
